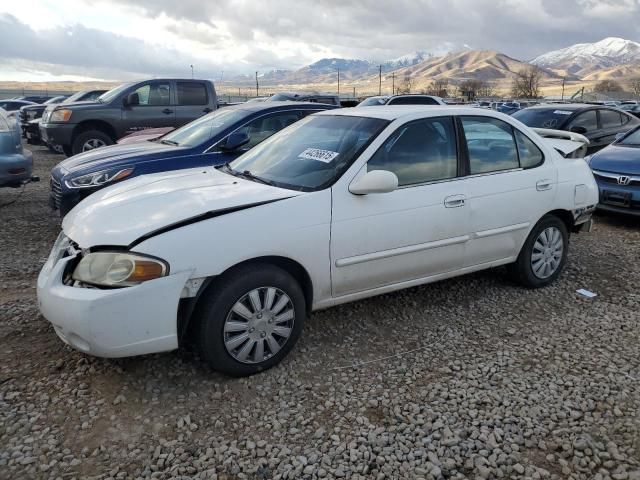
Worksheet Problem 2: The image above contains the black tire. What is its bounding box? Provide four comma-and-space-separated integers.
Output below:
194, 264, 306, 376
508, 214, 569, 288
71, 130, 113, 155
61, 145, 72, 156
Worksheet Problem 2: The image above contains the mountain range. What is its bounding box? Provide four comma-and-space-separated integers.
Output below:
230, 37, 640, 88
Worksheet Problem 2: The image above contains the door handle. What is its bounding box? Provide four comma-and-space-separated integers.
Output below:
536, 179, 553, 191
444, 194, 466, 208
162, 108, 174, 114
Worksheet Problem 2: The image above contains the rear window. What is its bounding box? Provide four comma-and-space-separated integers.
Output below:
388, 96, 439, 105
177, 82, 208, 105
512, 108, 574, 129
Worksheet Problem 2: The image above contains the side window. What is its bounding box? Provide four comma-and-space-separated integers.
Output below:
225, 112, 301, 150
568, 110, 597, 132
600, 109, 622, 129
621, 112, 632, 125
368, 116, 457, 186
133, 83, 171, 106
461, 116, 519, 174
514, 130, 544, 169
177, 82, 207, 106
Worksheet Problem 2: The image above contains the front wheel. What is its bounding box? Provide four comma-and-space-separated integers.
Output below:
71, 130, 114, 155
195, 264, 306, 376
508, 215, 569, 288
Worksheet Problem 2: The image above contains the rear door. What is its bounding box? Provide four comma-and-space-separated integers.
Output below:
120, 80, 176, 137
457, 116, 556, 267
174, 81, 214, 127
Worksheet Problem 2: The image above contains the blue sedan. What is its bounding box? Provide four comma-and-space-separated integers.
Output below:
587, 125, 640, 216
50, 102, 337, 216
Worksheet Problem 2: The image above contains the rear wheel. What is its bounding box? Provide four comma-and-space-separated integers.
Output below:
195, 264, 306, 376
508, 214, 569, 288
71, 130, 113, 155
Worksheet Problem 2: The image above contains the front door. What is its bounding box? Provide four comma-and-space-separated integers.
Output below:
330, 116, 470, 297
120, 81, 176, 138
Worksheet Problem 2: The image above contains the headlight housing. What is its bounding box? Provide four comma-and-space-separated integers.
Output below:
72, 252, 168, 287
50, 109, 73, 122
65, 167, 134, 189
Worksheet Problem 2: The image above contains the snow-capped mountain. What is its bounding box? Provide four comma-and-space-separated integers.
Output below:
531, 37, 640, 76
383, 51, 430, 70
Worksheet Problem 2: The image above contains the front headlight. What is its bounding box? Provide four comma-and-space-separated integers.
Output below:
72, 252, 168, 287
50, 109, 73, 122
65, 167, 134, 189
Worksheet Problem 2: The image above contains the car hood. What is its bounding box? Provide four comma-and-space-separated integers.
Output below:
56, 141, 181, 175
62, 167, 302, 248
590, 144, 640, 175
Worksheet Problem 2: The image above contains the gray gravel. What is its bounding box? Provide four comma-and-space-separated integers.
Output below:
1, 144, 640, 480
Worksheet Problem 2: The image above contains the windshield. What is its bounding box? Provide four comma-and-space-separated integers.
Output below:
227, 114, 389, 191
268, 93, 299, 101
98, 83, 134, 103
618, 128, 640, 146
358, 96, 388, 107
160, 108, 248, 147
512, 108, 573, 129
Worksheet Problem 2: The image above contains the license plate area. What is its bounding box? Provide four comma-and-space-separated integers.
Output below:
602, 190, 631, 207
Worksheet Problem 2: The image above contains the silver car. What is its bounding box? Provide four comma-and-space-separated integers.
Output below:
0, 108, 33, 188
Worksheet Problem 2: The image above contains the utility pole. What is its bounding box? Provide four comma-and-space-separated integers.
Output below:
353, 87, 356, 98
337, 69, 340, 96
190, 65, 194, 79
561, 77, 565, 101
392, 72, 395, 95
255, 71, 259, 97
379, 65, 382, 95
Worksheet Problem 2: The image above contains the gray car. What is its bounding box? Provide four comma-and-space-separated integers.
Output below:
0, 108, 33, 188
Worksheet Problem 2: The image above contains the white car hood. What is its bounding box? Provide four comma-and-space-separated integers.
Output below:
63, 167, 302, 248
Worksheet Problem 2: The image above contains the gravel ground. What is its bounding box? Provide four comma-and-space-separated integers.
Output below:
1, 144, 639, 480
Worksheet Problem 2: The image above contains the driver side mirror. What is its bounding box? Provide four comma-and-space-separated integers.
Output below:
349, 170, 398, 195
570, 126, 587, 135
219, 131, 250, 151
124, 92, 140, 107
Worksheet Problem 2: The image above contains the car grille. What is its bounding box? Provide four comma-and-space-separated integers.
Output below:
593, 171, 640, 187
50, 176, 62, 209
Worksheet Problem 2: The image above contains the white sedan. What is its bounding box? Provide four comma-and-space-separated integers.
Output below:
38, 106, 598, 376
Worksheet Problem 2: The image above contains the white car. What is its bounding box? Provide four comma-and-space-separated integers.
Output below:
38, 106, 598, 376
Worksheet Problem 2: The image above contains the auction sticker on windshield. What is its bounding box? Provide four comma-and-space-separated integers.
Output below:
299, 148, 339, 163
553, 110, 573, 115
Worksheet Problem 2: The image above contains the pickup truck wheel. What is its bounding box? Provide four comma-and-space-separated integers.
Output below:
72, 130, 113, 155
195, 264, 306, 376
508, 215, 569, 288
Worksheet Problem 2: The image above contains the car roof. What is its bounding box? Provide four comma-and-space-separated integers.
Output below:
316, 105, 506, 121
227, 101, 338, 113
524, 103, 596, 112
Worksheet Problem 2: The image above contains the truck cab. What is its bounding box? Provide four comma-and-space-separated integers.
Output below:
40, 79, 217, 157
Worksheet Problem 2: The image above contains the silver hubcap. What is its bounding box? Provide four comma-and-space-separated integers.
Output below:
82, 139, 106, 151
224, 287, 295, 364
531, 226, 564, 279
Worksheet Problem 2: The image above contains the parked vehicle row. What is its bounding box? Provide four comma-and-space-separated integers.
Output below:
357, 94, 446, 107
37, 105, 598, 376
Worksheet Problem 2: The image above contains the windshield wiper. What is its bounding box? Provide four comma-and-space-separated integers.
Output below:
160, 139, 179, 146
218, 164, 272, 185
